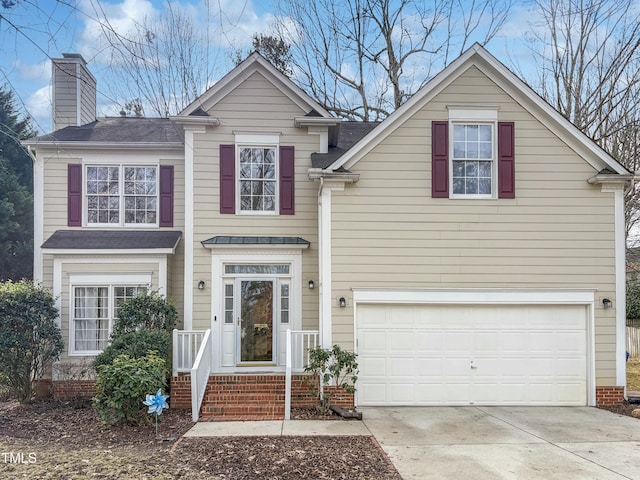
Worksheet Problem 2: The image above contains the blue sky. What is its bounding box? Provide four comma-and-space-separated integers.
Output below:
0, 0, 534, 134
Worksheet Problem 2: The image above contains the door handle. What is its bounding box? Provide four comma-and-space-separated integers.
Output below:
470, 361, 477, 369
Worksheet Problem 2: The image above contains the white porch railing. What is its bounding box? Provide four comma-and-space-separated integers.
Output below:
285, 329, 320, 420
190, 329, 212, 422
172, 329, 206, 376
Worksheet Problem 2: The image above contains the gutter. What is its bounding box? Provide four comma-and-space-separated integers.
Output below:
308, 167, 360, 183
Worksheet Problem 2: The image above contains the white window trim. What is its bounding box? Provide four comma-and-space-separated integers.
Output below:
83, 163, 160, 228
234, 132, 281, 216
448, 108, 499, 200
210, 251, 302, 373
235, 145, 279, 215
68, 273, 151, 356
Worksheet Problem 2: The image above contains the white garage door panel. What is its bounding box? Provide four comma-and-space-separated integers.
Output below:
357, 303, 588, 406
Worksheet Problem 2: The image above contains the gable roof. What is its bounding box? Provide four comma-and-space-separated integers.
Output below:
327, 43, 631, 176
178, 52, 334, 120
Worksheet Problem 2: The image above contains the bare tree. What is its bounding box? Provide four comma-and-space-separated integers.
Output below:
525, 0, 640, 243
274, 0, 513, 120
91, 3, 217, 117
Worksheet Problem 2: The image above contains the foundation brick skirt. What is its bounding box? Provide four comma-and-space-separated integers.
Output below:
170, 373, 355, 421
595, 386, 624, 405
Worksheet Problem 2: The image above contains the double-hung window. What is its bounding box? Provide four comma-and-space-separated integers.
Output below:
71, 283, 146, 355
452, 123, 494, 196
86, 165, 158, 225
238, 146, 277, 213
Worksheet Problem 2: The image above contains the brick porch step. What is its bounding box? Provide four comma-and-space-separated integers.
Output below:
199, 374, 317, 422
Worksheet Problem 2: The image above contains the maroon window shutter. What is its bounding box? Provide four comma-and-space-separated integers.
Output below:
68, 164, 82, 226
498, 122, 515, 199
279, 146, 295, 215
159, 165, 174, 227
432, 121, 449, 198
220, 144, 236, 214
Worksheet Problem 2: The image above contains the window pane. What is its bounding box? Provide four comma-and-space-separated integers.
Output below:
453, 142, 465, 158
467, 142, 478, 158
238, 146, 277, 212
451, 125, 494, 195
224, 283, 234, 324
74, 286, 109, 352
467, 125, 478, 141
479, 125, 492, 141
479, 161, 492, 177
479, 142, 492, 159
479, 178, 492, 194
453, 125, 465, 141
453, 177, 464, 194
124, 166, 158, 225
225, 264, 290, 274
280, 281, 290, 324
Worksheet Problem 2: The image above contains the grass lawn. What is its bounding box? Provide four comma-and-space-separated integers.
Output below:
628, 357, 640, 391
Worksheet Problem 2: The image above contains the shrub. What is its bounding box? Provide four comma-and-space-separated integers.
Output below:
304, 345, 358, 412
93, 352, 167, 425
92, 329, 171, 372
111, 291, 177, 337
0, 280, 63, 403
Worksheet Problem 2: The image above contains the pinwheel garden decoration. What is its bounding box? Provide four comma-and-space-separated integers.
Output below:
143, 389, 170, 437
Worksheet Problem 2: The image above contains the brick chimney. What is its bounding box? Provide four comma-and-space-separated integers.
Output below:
51, 53, 96, 131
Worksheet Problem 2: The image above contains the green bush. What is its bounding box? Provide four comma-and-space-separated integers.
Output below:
0, 280, 63, 403
111, 291, 177, 337
92, 329, 171, 372
304, 345, 358, 412
93, 352, 167, 425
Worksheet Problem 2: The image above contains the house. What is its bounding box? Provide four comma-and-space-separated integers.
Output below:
24, 45, 631, 420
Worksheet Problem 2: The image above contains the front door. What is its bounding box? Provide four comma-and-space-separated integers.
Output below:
238, 279, 275, 363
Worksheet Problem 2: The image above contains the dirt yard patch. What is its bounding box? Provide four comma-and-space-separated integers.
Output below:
0, 399, 400, 479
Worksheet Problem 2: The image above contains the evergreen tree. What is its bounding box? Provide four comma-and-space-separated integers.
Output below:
0, 87, 35, 280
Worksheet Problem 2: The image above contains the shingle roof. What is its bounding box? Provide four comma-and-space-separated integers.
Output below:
29, 117, 183, 144
311, 122, 380, 169
41, 230, 182, 251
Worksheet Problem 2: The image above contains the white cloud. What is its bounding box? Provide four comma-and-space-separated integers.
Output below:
76, 0, 159, 63
12, 60, 50, 83
25, 86, 52, 133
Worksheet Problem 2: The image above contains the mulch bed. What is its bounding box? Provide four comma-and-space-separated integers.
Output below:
598, 400, 640, 418
0, 399, 400, 479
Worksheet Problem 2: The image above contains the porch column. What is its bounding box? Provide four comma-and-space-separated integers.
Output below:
318, 179, 346, 349
183, 126, 205, 330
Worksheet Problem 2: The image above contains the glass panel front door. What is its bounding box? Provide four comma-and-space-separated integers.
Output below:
239, 280, 274, 362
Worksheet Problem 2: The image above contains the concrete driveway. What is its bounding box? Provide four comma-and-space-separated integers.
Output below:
360, 406, 640, 480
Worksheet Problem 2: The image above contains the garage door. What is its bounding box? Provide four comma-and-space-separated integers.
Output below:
356, 303, 587, 406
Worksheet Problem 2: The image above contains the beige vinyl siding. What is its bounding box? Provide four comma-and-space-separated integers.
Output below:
57, 258, 161, 363
189, 70, 319, 331
52, 63, 79, 130
331, 66, 617, 386
38, 149, 186, 350
79, 67, 96, 126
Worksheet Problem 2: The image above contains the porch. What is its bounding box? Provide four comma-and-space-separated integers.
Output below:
171, 329, 352, 421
